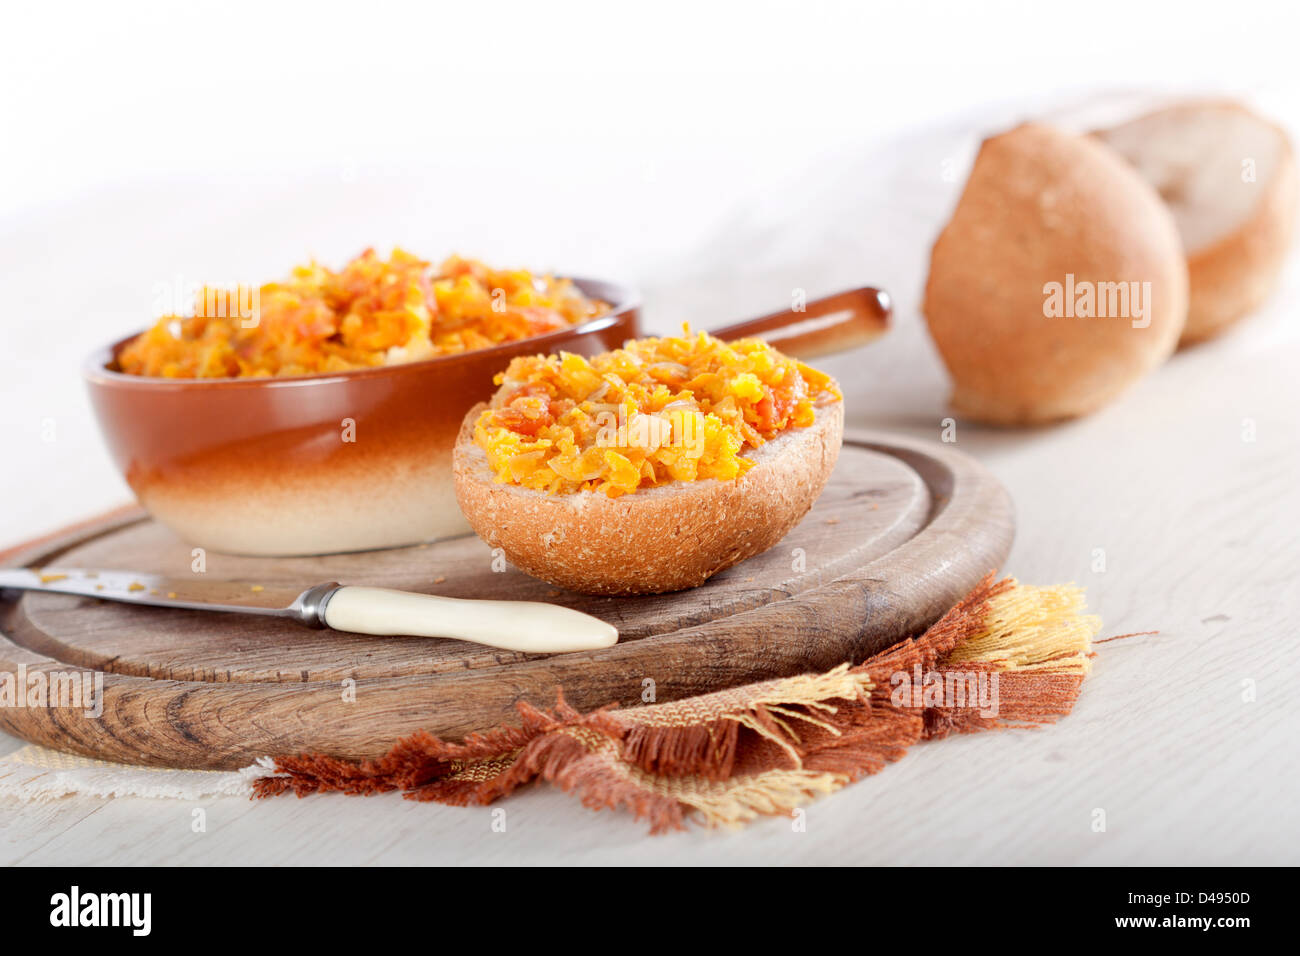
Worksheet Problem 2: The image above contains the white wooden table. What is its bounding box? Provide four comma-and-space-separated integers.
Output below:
1, 42, 1297, 860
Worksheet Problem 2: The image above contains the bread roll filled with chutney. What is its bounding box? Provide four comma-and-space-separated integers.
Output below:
453, 330, 844, 595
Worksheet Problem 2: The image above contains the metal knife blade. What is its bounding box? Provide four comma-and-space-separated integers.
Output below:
0, 567, 332, 620
0, 567, 315, 621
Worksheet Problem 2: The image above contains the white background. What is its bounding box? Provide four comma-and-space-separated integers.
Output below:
1, 0, 1298, 863
3, 0, 1298, 542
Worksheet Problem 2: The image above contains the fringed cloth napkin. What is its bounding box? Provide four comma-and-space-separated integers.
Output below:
255, 573, 1103, 832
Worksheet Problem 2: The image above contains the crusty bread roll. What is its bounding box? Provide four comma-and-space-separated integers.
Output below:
1095, 101, 1298, 346
923, 122, 1188, 426
453, 399, 844, 596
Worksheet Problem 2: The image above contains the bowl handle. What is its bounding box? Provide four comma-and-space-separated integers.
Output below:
711, 286, 892, 360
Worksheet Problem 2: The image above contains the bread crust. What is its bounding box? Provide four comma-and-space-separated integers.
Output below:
1097, 101, 1298, 346
452, 398, 844, 595
923, 122, 1187, 426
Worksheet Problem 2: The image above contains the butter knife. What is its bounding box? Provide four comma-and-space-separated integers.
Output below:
0, 568, 617, 654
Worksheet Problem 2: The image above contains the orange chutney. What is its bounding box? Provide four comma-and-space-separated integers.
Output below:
117, 250, 609, 379
474, 330, 841, 497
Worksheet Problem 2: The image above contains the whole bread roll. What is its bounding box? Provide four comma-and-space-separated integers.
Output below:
923, 122, 1188, 425
1095, 101, 1298, 346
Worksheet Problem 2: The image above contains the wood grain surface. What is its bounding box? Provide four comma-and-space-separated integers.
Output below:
0, 433, 1012, 770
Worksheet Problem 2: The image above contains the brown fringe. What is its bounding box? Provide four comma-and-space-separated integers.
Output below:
254, 572, 1107, 831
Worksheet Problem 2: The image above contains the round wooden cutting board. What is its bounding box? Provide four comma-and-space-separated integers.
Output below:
0, 430, 1013, 770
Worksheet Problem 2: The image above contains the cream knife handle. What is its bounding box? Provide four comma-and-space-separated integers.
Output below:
320, 586, 618, 654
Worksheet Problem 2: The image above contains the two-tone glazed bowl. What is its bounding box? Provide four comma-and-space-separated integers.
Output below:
85, 279, 638, 556
85, 282, 889, 556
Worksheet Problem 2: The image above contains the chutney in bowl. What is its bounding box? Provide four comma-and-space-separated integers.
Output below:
86, 250, 640, 555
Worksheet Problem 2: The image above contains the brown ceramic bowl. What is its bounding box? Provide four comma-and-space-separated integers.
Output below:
85, 282, 890, 556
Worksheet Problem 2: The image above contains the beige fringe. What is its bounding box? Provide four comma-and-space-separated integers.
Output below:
944, 580, 1100, 675
676, 769, 850, 829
